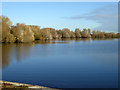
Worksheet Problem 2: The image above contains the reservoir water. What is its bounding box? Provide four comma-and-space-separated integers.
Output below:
1, 38, 118, 88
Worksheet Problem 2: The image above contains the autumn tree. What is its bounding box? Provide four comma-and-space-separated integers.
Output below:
56, 30, 63, 39
111, 32, 116, 38
75, 28, 81, 38
1, 16, 120, 43
87, 28, 91, 38
12, 23, 34, 42
39, 28, 53, 40
30, 25, 41, 40
92, 30, 96, 38
23, 25, 35, 42
88, 28, 91, 34
62, 28, 71, 38
116, 33, 120, 38
81, 28, 88, 38
104, 32, 116, 38
1, 16, 16, 42
49, 28, 58, 39
70, 31, 76, 38
95, 30, 105, 38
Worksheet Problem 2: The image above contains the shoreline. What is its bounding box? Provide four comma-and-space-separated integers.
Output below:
1, 16, 120, 43
1, 37, 119, 44
0, 80, 59, 90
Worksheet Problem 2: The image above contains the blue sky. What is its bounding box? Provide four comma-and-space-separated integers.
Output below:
2, 2, 118, 32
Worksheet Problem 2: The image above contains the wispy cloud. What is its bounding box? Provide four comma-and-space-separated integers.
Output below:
64, 4, 118, 32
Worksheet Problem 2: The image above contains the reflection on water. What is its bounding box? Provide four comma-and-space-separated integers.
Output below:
2, 38, 95, 68
2, 43, 34, 68
0, 44, 1, 80
1, 38, 118, 88
2, 43, 15, 68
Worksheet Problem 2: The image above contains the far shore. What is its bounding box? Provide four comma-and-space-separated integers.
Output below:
1, 16, 120, 43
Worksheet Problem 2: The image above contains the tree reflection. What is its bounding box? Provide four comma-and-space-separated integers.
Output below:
1, 38, 117, 68
2, 43, 15, 68
15, 43, 34, 62
2, 41, 69, 68
92, 38, 115, 41
76, 38, 91, 42
2, 43, 34, 68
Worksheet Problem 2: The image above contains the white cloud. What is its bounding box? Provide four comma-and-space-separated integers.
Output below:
65, 4, 118, 32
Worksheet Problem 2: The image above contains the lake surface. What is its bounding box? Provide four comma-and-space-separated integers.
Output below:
1, 38, 118, 88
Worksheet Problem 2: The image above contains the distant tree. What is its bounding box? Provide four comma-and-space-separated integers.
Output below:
49, 28, 58, 39
39, 28, 53, 40
30, 25, 41, 40
12, 23, 34, 42
95, 30, 105, 38
12, 23, 24, 42
116, 33, 120, 38
56, 30, 63, 39
75, 28, 81, 38
87, 28, 91, 38
92, 30, 96, 38
111, 32, 116, 38
62, 28, 71, 38
104, 32, 116, 38
0, 16, 1, 42
88, 28, 91, 34
70, 31, 76, 38
23, 25, 35, 42
1, 16, 16, 42
81, 28, 88, 38
1, 16, 119, 43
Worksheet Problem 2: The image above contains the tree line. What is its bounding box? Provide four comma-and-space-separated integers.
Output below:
0, 16, 120, 43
